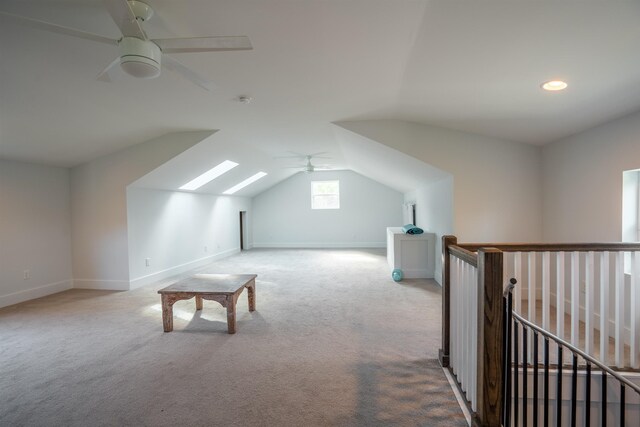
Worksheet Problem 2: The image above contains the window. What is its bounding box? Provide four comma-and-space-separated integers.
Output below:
311, 180, 340, 209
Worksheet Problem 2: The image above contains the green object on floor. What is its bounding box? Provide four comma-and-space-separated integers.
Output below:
392, 268, 403, 282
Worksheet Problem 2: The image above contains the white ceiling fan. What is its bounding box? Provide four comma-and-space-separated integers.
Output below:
278, 152, 333, 174
0, 0, 253, 91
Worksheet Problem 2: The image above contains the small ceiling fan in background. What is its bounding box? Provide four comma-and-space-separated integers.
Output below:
276, 152, 334, 174
0, 0, 253, 90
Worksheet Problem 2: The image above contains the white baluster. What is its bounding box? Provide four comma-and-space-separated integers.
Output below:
462, 263, 474, 400
556, 252, 565, 340
600, 252, 610, 365
514, 252, 522, 315
571, 251, 580, 346
455, 257, 461, 376
528, 252, 536, 323
471, 265, 478, 412
631, 251, 640, 369
585, 251, 595, 356
450, 255, 457, 374
512, 251, 527, 365
542, 252, 551, 331
615, 252, 625, 368
458, 262, 469, 391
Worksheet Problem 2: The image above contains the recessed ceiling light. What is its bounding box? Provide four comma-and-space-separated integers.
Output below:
223, 172, 267, 195
179, 160, 238, 191
541, 80, 568, 91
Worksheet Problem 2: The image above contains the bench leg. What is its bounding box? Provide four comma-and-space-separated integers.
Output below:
195, 295, 203, 310
247, 281, 256, 312
161, 294, 174, 332
226, 295, 236, 334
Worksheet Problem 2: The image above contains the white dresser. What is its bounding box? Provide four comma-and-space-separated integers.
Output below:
386, 227, 436, 279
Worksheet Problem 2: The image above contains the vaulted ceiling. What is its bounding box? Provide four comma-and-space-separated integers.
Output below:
2, 0, 640, 194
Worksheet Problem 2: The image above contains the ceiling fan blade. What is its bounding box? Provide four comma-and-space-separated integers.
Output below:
308, 151, 330, 157
103, 0, 147, 39
274, 155, 304, 160
96, 56, 122, 82
153, 36, 253, 53
0, 11, 117, 46
163, 56, 216, 91
274, 151, 312, 159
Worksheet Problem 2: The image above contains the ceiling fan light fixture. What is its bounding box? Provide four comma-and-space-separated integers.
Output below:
119, 37, 161, 79
120, 59, 160, 78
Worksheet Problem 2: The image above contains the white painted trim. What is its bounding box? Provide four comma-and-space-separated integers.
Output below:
434, 267, 443, 286
74, 278, 130, 291
400, 269, 434, 279
129, 248, 240, 289
443, 367, 471, 426
0, 280, 73, 308
252, 242, 386, 248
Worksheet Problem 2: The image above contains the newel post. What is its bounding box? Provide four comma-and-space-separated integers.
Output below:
439, 235, 457, 368
474, 248, 504, 427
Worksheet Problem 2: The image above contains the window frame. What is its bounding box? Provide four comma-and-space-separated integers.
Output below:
310, 180, 340, 210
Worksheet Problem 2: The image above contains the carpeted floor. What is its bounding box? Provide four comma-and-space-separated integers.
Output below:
0, 248, 466, 426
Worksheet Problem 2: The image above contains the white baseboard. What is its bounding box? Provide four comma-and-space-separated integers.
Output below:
252, 242, 386, 249
74, 279, 130, 291
395, 268, 434, 279
129, 248, 240, 289
389, 268, 434, 279
0, 280, 73, 308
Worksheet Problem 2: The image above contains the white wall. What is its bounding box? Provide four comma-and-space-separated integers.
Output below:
0, 160, 73, 307
542, 110, 640, 242
253, 170, 403, 248
126, 188, 252, 288
336, 120, 543, 243
70, 132, 208, 290
406, 176, 455, 284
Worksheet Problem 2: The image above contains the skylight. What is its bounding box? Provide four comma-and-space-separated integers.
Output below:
223, 172, 267, 195
179, 160, 238, 191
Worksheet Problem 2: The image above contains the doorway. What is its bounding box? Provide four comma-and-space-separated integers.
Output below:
239, 211, 247, 250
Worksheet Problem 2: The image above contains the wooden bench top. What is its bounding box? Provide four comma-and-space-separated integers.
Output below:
157, 274, 257, 295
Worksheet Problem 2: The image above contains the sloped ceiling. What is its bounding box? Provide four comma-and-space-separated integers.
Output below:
2, 0, 640, 194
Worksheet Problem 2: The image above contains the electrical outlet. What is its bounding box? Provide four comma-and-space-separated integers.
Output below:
145, 258, 150, 267
23, 270, 30, 280
204, 246, 208, 252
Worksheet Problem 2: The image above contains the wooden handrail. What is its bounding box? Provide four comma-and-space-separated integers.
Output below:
449, 245, 479, 267
459, 242, 640, 252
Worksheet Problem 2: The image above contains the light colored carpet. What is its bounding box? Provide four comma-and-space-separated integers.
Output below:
0, 248, 466, 426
